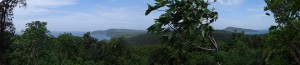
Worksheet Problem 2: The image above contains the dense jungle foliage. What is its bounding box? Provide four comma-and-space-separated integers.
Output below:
0, 0, 299, 65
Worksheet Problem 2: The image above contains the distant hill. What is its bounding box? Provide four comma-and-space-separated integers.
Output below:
16, 28, 268, 42
223, 27, 258, 32
223, 27, 268, 34
91, 29, 146, 38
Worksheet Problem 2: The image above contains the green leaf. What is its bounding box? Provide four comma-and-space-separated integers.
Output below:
145, 4, 154, 15
266, 13, 270, 16
269, 26, 278, 31
155, 0, 163, 2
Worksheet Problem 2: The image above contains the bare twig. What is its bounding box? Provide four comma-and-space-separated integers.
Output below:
196, 46, 216, 51
168, 24, 177, 30
208, 35, 218, 51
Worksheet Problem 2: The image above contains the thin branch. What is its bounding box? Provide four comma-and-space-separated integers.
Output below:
208, 35, 218, 52
291, 22, 300, 31
168, 24, 177, 30
157, 9, 166, 11
196, 46, 216, 51
61, 56, 67, 65
265, 52, 271, 64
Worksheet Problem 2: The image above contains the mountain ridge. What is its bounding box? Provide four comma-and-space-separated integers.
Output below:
221, 27, 268, 34
91, 29, 147, 38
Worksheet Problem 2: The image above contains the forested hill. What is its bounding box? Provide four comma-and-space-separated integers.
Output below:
92, 29, 146, 34
16, 28, 267, 41
90, 27, 267, 38
223, 27, 258, 32
87, 28, 268, 41
91, 29, 146, 38
222, 27, 268, 34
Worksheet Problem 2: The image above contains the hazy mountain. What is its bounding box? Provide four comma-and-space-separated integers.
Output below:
15, 27, 268, 41
222, 27, 268, 34
91, 29, 146, 38
223, 27, 258, 32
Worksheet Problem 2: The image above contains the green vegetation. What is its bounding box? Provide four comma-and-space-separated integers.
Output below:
7, 21, 268, 65
0, 0, 299, 65
145, 0, 219, 64
263, 0, 300, 64
0, 0, 26, 64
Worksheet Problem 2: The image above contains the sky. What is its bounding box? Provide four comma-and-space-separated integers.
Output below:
13, 0, 276, 32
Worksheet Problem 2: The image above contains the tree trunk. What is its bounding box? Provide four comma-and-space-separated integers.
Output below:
0, 5, 8, 65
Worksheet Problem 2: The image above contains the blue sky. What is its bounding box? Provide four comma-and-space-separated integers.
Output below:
13, 0, 276, 32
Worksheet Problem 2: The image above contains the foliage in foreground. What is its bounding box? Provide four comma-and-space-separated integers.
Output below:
2, 0, 300, 65
146, 0, 219, 64
263, 0, 300, 65
7, 21, 271, 65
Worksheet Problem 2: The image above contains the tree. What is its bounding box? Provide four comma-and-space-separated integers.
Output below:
264, 0, 300, 65
145, 0, 218, 64
57, 33, 83, 64
81, 32, 98, 63
22, 21, 50, 65
82, 32, 97, 49
0, 0, 26, 64
99, 37, 133, 65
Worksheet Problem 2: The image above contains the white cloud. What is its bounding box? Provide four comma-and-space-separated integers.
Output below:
14, 0, 77, 16
45, 7, 158, 31
12, 0, 273, 32
217, 0, 244, 6
28, 0, 77, 8
13, 0, 79, 31
212, 14, 276, 30
14, 5, 159, 31
13, 0, 160, 31
209, 0, 245, 12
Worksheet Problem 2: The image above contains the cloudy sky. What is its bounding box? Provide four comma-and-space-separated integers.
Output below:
13, 0, 276, 32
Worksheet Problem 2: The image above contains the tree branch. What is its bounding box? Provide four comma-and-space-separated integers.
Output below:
196, 46, 216, 51
208, 35, 218, 51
